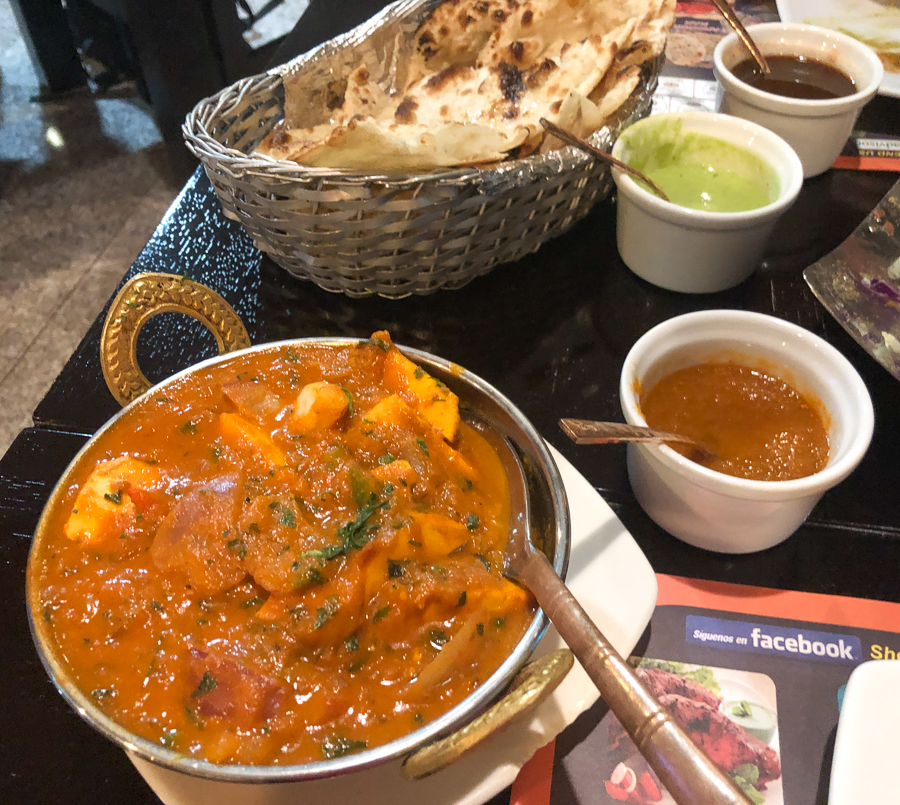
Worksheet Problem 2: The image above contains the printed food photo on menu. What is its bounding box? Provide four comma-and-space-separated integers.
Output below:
599, 660, 782, 804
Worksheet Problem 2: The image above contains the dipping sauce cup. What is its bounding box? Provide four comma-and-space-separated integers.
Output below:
619, 310, 874, 554
714, 23, 884, 178
610, 112, 802, 294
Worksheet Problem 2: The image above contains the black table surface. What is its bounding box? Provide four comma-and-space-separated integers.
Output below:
4, 6, 900, 804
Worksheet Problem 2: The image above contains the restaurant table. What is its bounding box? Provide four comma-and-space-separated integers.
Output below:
4, 5, 900, 804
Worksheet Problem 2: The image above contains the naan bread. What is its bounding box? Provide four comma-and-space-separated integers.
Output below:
256, 0, 676, 171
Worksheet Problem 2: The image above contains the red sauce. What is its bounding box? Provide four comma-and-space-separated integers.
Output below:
640, 362, 830, 481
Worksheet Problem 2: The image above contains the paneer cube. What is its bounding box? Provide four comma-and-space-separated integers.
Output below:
383, 348, 459, 442
65, 456, 162, 545
372, 458, 419, 489
409, 512, 470, 557
290, 381, 349, 433
219, 412, 286, 465
364, 394, 416, 430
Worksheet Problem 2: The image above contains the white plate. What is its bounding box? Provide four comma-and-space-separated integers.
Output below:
130, 444, 659, 805
829, 660, 900, 804
776, 0, 900, 97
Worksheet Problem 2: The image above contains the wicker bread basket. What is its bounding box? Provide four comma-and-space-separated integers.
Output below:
183, 0, 662, 299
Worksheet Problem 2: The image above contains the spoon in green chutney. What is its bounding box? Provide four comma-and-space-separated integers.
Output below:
539, 118, 671, 202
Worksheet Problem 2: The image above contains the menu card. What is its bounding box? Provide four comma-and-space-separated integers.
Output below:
510, 574, 900, 805
655, 0, 900, 171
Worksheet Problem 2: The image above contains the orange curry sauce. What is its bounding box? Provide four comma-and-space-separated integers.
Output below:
36, 333, 533, 765
640, 362, 830, 481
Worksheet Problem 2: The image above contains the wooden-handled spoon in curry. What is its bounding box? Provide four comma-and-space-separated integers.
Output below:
503, 445, 751, 804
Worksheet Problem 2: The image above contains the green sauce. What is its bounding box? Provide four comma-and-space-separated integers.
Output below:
620, 119, 780, 213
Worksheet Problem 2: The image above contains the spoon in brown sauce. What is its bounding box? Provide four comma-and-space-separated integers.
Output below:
711, 0, 770, 74
559, 418, 716, 462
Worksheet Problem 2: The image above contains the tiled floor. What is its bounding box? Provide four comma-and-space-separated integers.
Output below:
0, 0, 180, 455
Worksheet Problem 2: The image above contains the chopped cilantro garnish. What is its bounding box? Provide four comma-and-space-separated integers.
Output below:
190, 671, 218, 698
466, 513, 479, 531
366, 337, 391, 352
474, 553, 491, 572
373, 605, 391, 622
179, 420, 197, 435
240, 595, 264, 610
387, 559, 404, 578
378, 454, 397, 465
103, 489, 123, 505
348, 657, 368, 673
280, 509, 296, 528
416, 438, 429, 456
457, 591, 467, 607
341, 387, 355, 417
227, 537, 248, 559
314, 597, 339, 629
321, 736, 368, 759
345, 634, 359, 652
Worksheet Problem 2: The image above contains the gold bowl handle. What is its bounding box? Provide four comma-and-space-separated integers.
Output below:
100, 273, 251, 407
402, 648, 574, 780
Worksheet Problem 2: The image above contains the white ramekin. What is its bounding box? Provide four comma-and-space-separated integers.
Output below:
713, 23, 884, 178
611, 112, 803, 294
619, 310, 874, 553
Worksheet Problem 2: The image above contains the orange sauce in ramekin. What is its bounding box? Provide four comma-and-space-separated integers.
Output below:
641, 361, 829, 481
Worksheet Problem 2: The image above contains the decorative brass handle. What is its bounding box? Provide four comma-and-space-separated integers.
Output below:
402, 648, 574, 779
100, 273, 251, 407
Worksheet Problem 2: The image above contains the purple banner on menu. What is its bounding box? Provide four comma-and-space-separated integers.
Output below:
686, 614, 861, 663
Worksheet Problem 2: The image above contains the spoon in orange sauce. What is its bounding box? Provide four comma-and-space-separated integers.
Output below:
559, 418, 716, 463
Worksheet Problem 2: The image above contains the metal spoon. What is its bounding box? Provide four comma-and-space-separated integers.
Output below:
539, 118, 671, 202
710, 0, 770, 74
560, 418, 715, 461
502, 447, 752, 805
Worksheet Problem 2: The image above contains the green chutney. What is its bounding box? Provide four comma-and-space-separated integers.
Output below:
621, 119, 780, 213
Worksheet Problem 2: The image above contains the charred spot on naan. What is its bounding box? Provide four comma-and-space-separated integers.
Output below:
395, 96, 420, 124
523, 57, 558, 89
425, 62, 475, 93
495, 62, 525, 103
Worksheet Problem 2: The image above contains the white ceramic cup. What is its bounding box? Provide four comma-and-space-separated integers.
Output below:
713, 23, 884, 178
610, 112, 802, 294
619, 310, 874, 553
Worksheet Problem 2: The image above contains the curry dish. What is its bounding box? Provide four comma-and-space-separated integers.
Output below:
36, 333, 534, 765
